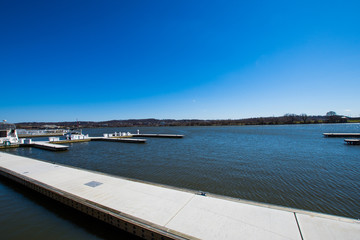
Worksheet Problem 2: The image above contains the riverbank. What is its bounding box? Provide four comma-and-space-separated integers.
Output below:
15, 116, 359, 129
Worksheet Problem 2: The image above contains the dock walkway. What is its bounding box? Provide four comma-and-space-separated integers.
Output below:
135, 134, 184, 138
344, 139, 360, 145
18, 137, 146, 151
90, 137, 146, 143
323, 133, 360, 137
1, 152, 359, 240
21, 141, 69, 151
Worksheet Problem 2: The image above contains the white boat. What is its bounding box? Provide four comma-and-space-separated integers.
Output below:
0, 120, 20, 148
64, 129, 89, 141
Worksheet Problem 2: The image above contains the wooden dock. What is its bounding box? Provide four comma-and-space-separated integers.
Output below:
21, 141, 69, 151
1, 152, 359, 240
344, 139, 360, 145
323, 133, 360, 137
135, 134, 184, 138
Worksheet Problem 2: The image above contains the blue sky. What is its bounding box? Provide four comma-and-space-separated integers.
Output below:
1, 0, 359, 122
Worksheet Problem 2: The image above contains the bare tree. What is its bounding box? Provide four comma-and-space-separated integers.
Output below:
300, 113, 308, 123
284, 113, 297, 124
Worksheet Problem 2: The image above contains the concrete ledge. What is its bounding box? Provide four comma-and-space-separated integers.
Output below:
0, 164, 190, 240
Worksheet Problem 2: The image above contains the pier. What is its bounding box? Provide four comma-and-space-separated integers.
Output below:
0, 144, 19, 149
51, 138, 91, 144
90, 137, 147, 143
323, 133, 360, 138
12, 135, 147, 152
12, 131, 181, 151
344, 139, 360, 145
135, 134, 184, 138
1, 152, 359, 240
21, 141, 69, 151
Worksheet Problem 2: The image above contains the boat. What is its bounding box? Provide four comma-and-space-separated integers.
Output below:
64, 129, 89, 141
0, 120, 20, 148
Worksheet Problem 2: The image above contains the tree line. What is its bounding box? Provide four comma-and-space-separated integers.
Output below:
15, 112, 356, 129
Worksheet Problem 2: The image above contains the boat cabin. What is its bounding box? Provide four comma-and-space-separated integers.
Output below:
0, 121, 19, 147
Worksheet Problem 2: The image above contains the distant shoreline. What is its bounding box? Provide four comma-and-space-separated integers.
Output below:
15, 115, 360, 129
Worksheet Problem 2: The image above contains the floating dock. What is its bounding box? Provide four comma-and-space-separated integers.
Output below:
1, 152, 359, 240
135, 134, 184, 138
15, 136, 146, 152
21, 141, 69, 151
3, 132, 180, 152
51, 137, 146, 144
0, 144, 19, 149
323, 133, 360, 138
51, 138, 91, 144
344, 139, 360, 145
90, 137, 146, 143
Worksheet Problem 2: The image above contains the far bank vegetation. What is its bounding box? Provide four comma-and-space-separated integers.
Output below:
16, 112, 358, 129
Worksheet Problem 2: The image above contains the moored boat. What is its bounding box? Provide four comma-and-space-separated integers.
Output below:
64, 129, 89, 141
0, 120, 20, 148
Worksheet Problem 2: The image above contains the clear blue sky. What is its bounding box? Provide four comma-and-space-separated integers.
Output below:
1, 0, 359, 122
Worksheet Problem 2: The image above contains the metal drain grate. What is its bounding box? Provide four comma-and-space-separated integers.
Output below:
84, 181, 103, 187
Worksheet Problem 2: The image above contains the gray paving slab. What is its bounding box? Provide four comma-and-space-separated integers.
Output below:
296, 213, 360, 240
165, 195, 301, 240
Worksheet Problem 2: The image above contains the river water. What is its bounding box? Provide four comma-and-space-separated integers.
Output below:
1, 124, 360, 239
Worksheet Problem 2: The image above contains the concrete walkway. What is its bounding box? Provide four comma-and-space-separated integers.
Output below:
0, 152, 359, 240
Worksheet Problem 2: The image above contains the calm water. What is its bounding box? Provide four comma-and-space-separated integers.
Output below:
1, 124, 360, 239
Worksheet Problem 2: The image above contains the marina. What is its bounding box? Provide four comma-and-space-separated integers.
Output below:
1, 151, 359, 240
20, 135, 147, 150
3, 128, 177, 151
